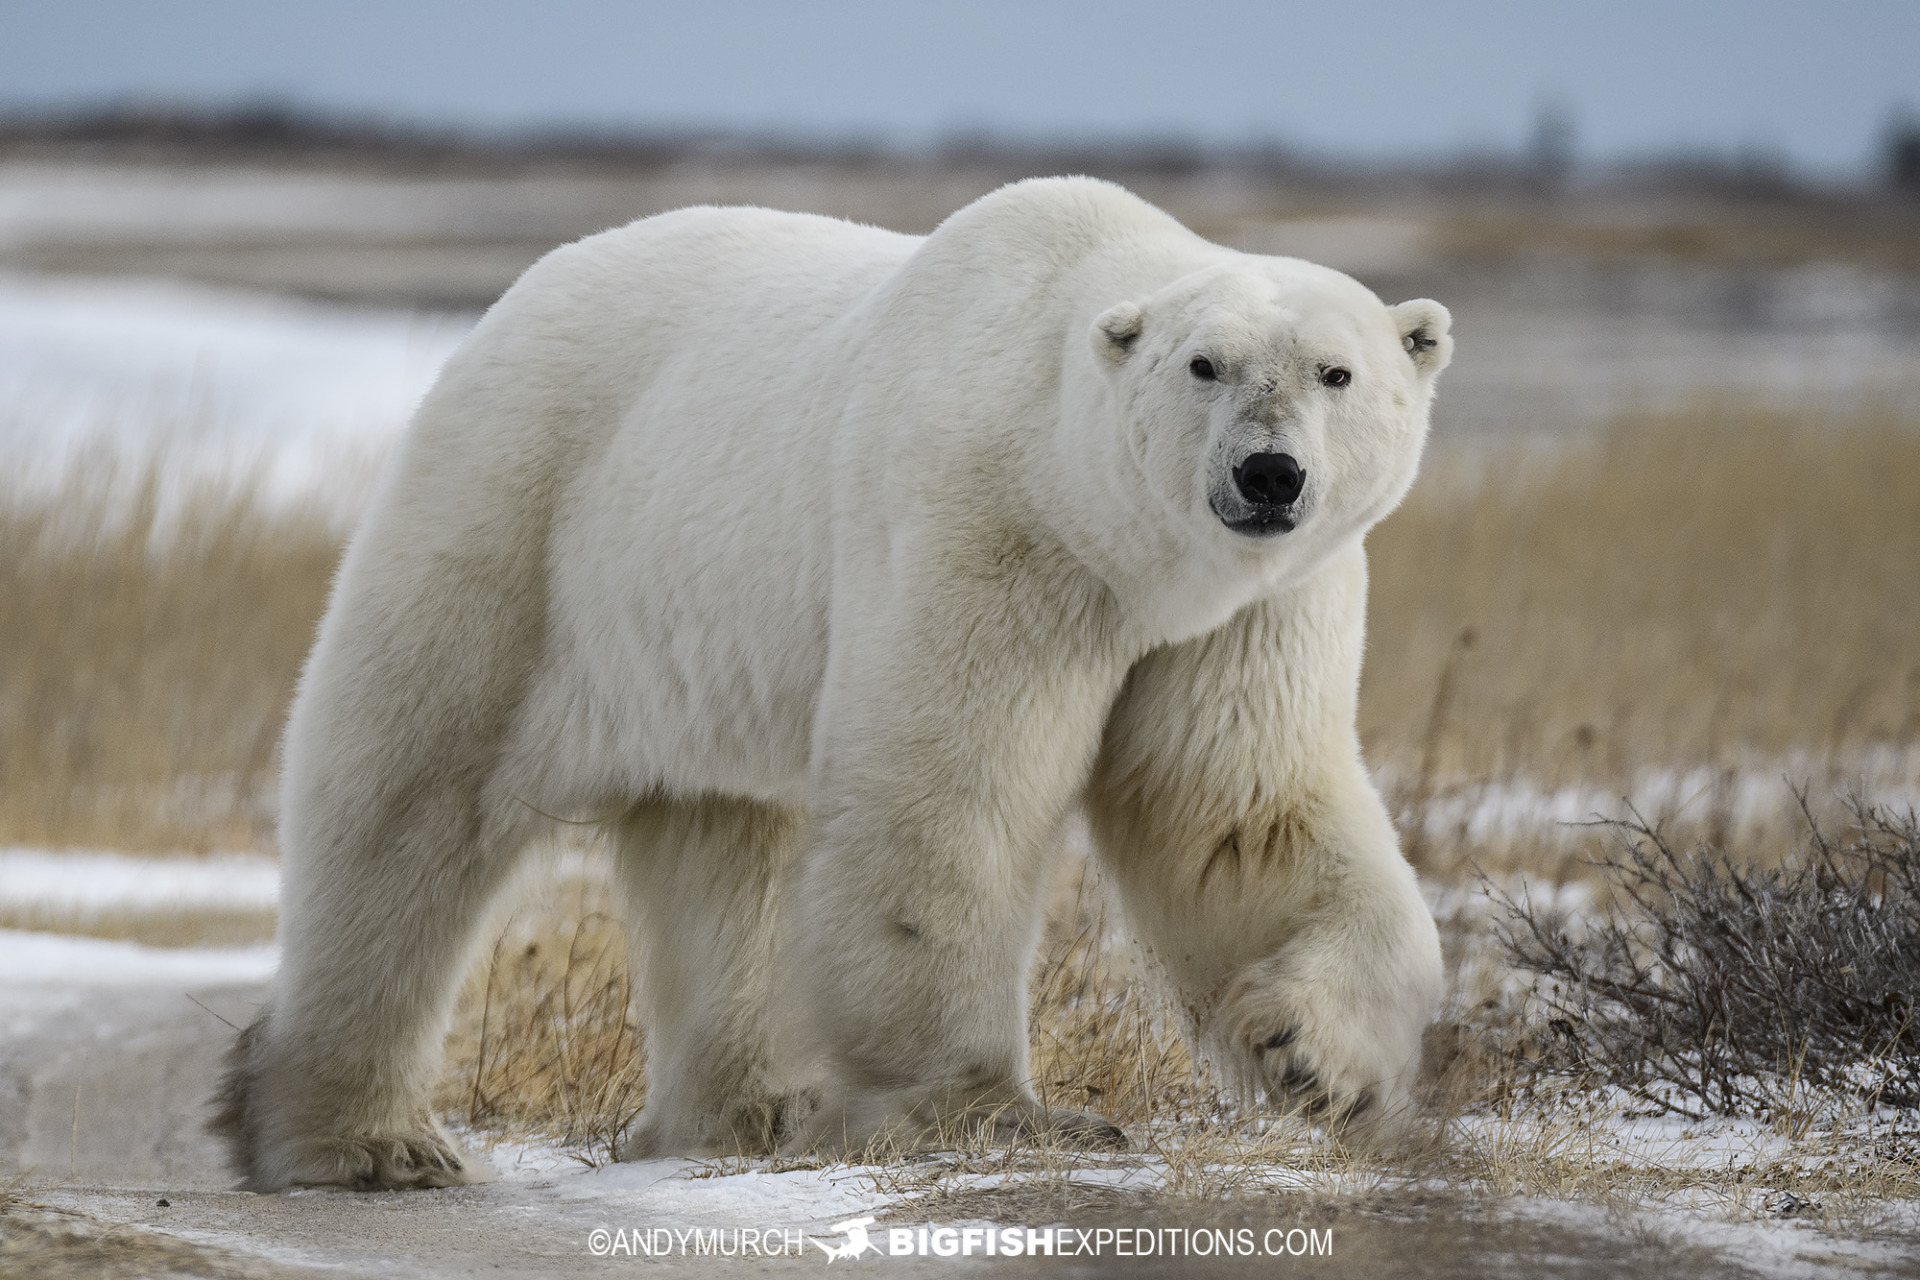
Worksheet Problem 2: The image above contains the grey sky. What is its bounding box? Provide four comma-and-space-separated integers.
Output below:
3, 0, 1916, 176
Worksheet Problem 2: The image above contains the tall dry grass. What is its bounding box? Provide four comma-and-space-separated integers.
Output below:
434, 870, 646, 1157
0, 456, 338, 851
1364, 404, 1920, 870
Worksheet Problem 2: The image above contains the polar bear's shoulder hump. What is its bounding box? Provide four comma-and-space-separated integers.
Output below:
921, 177, 1196, 266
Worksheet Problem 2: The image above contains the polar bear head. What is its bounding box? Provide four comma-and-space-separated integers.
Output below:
1085, 257, 1450, 614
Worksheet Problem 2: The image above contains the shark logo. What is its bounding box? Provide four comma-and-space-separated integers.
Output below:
812, 1215, 881, 1263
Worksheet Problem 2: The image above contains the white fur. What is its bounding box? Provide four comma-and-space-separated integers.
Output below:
212, 177, 1451, 1189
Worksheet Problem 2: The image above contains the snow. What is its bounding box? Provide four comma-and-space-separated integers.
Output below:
0, 848, 280, 915
1506, 1193, 1920, 1280
1384, 755, 1920, 851
555, 1158, 893, 1225
0, 927, 276, 987
0, 271, 472, 506
436, 1135, 907, 1246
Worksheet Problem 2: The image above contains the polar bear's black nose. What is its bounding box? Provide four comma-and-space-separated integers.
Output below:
1233, 453, 1305, 508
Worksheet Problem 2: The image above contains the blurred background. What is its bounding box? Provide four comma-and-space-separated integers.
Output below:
1, 0, 1917, 903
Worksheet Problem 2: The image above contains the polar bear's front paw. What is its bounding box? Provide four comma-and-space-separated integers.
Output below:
1248, 1025, 1376, 1124
284, 1126, 481, 1191
1212, 934, 1441, 1139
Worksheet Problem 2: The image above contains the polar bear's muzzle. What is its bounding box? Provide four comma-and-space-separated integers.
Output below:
1213, 450, 1306, 537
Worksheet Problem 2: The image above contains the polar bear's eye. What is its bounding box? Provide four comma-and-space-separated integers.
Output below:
1189, 356, 1217, 381
1320, 366, 1351, 388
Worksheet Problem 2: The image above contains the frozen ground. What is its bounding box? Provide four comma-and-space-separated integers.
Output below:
2, 871, 1916, 1277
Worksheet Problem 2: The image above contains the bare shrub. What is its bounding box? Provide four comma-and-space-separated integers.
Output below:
1491, 794, 1920, 1120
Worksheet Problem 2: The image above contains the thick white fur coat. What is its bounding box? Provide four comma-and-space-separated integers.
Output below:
213, 178, 1451, 1190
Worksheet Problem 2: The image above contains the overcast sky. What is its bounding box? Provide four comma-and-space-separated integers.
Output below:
4, 0, 1916, 176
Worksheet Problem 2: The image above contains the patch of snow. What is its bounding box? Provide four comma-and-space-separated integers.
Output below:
0, 271, 472, 507
467, 1135, 586, 1180
0, 848, 279, 914
1508, 1192, 1918, 1280
556, 1158, 895, 1227
0, 928, 276, 988
1384, 755, 1920, 850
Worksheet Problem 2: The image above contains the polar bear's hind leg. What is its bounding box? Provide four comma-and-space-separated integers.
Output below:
613, 795, 810, 1159
214, 479, 554, 1191
211, 774, 537, 1190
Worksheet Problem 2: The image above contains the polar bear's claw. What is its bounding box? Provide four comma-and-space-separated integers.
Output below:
1278, 1060, 1319, 1093
1014, 1106, 1130, 1152
1209, 933, 1440, 1142
314, 1130, 480, 1192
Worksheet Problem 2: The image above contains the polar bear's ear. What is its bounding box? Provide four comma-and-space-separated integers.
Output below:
1390, 299, 1453, 378
1091, 302, 1145, 365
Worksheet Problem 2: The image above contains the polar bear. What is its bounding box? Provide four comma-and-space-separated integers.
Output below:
212, 177, 1451, 1191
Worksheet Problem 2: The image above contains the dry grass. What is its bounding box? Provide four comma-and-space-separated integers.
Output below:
433, 867, 646, 1160
1436, 205, 1920, 272
0, 452, 339, 852
1364, 404, 1920, 872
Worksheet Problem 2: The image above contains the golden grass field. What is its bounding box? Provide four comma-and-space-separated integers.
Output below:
6, 402, 1919, 1218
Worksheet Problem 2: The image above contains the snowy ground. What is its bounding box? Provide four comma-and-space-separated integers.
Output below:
0, 849, 280, 918
1389, 756, 1920, 855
